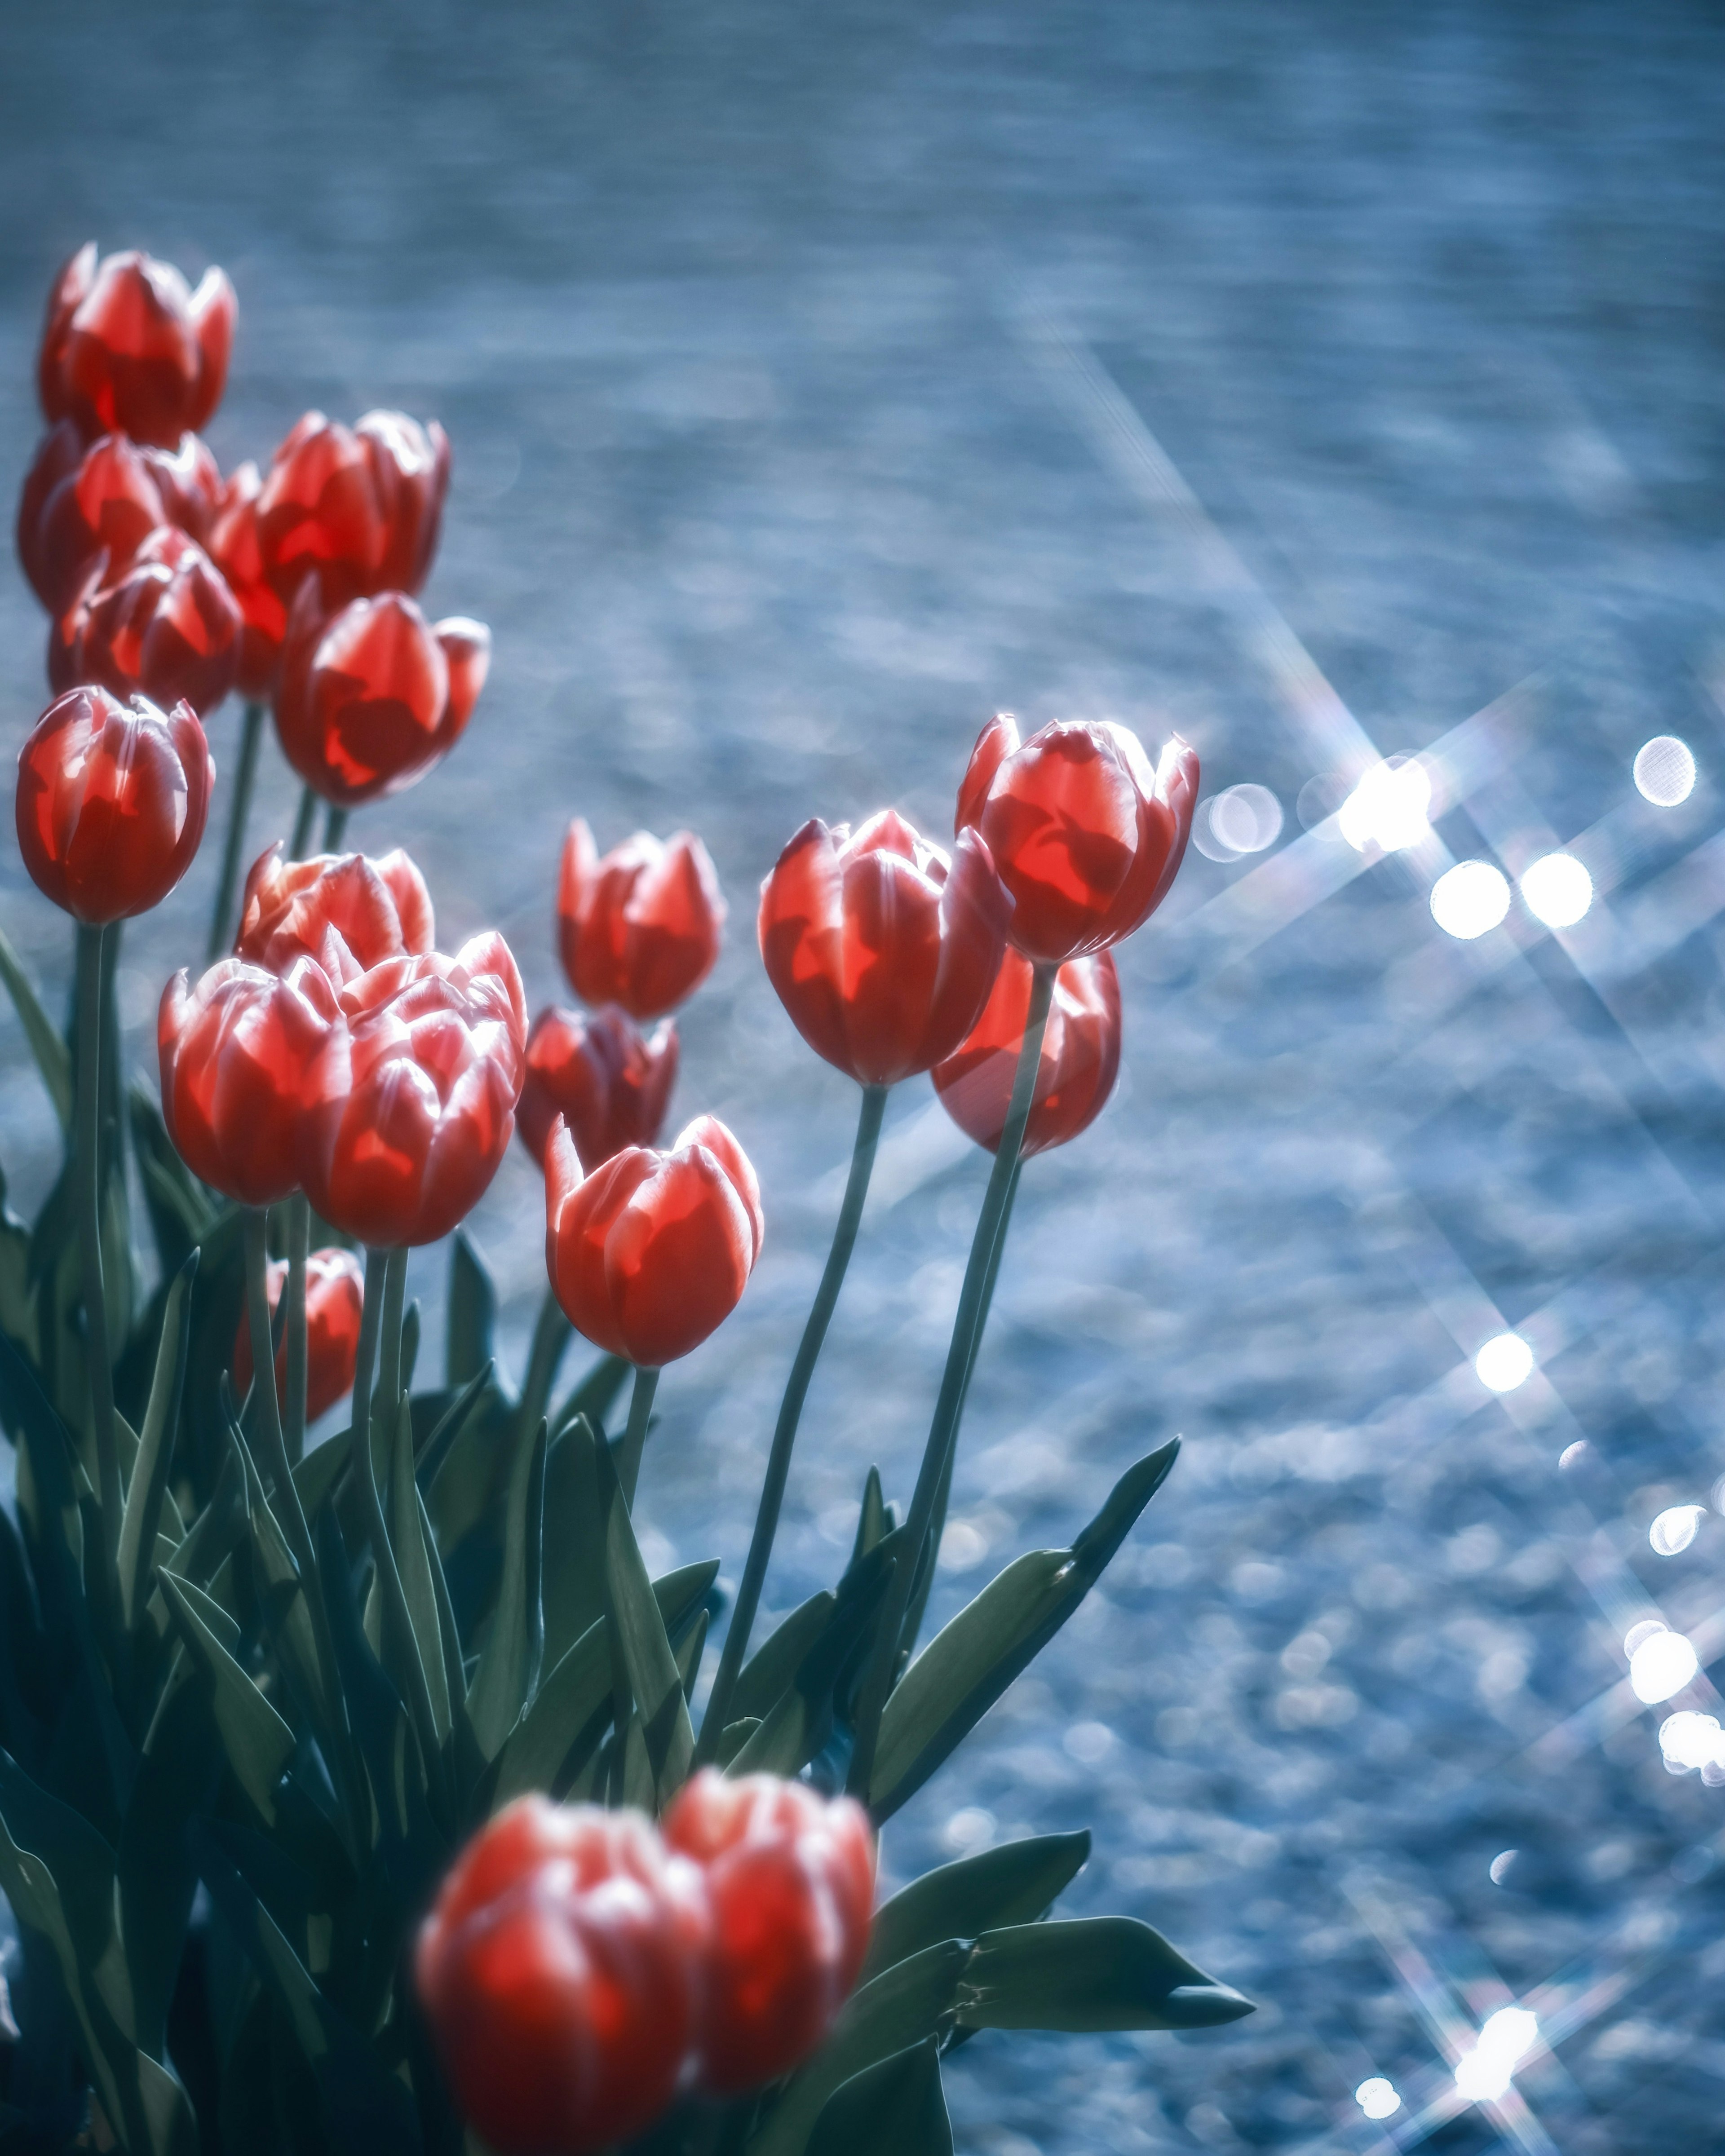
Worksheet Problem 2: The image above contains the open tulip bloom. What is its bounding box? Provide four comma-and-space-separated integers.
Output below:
0, 237, 1254, 2156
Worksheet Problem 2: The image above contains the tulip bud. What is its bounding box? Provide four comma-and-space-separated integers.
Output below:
18, 423, 168, 614
955, 713, 1198, 963
663, 1769, 876, 2095
545, 1113, 761, 1365
230, 1248, 364, 1420
235, 841, 434, 985
758, 809, 1010, 1085
933, 947, 1121, 1156
415, 1796, 708, 2156
37, 243, 235, 447
17, 687, 212, 925
207, 460, 286, 697
50, 528, 243, 717
517, 1004, 679, 1171
557, 820, 726, 1021
254, 407, 451, 619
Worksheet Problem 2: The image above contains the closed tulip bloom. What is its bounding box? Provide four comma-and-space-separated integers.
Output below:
545, 1113, 761, 1365
230, 1248, 365, 1421
758, 809, 1010, 1086
255, 408, 451, 618
136, 433, 225, 543
207, 460, 284, 697
18, 423, 168, 614
37, 243, 236, 448
50, 528, 243, 717
235, 840, 434, 985
274, 588, 490, 808
933, 947, 1121, 1157
955, 713, 1198, 963
159, 957, 340, 1206
557, 821, 725, 1020
663, 1769, 875, 2095
17, 687, 212, 924
301, 934, 526, 1248
518, 1005, 679, 1171
416, 1797, 707, 2156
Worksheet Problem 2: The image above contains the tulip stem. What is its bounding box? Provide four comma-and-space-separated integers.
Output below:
205, 699, 265, 962
617, 1365, 660, 1512
283, 1193, 310, 1467
242, 1210, 314, 1555
846, 963, 1055, 1805
289, 785, 319, 862
322, 803, 349, 854
73, 924, 120, 1583
697, 1080, 889, 1764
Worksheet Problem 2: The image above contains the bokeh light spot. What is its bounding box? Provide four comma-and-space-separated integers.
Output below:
1649, 1505, 1704, 1557
1633, 735, 1696, 807
1476, 1333, 1533, 1392
1354, 2077, 1402, 2120
1339, 760, 1432, 853
1520, 851, 1592, 928
1431, 860, 1510, 939
1630, 1629, 1698, 1704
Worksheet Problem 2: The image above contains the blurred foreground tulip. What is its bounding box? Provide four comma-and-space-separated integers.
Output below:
301, 934, 526, 1247
663, 1769, 875, 2094
159, 957, 340, 1206
415, 1796, 705, 2156
235, 840, 434, 983
18, 422, 217, 615
545, 1112, 761, 1365
16, 686, 211, 923
255, 407, 451, 618
956, 713, 1198, 963
759, 808, 1009, 1085
557, 820, 725, 1020
37, 243, 235, 447
50, 528, 243, 716
517, 1004, 678, 1171
274, 589, 489, 808
934, 946, 1121, 1156
230, 1247, 364, 1419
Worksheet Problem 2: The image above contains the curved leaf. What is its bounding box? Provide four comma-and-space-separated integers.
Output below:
956, 1917, 1253, 2032
806, 2037, 951, 2156
862, 1833, 1090, 1983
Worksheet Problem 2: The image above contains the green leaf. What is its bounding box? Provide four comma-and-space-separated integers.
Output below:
466, 1417, 548, 1759
160, 1571, 295, 1824
0, 1166, 37, 1365
862, 1833, 1091, 1983
730, 1591, 834, 1723
118, 1652, 218, 2059
595, 1431, 693, 1807
731, 1535, 901, 1780
747, 1943, 969, 2156
869, 1440, 1179, 1819
445, 1229, 496, 1387
541, 1411, 607, 1666
413, 1360, 492, 1496
675, 1606, 708, 1703
128, 1082, 218, 1277
0, 921, 71, 1133
118, 1251, 198, 1631
849, 1465, 889, 1569
221, 1405, 332, 1743
390, 1395, 451, 1745
806, 2038, 951, 2156
956, 1917, 1253, 2032
551, 1349, 630, 1438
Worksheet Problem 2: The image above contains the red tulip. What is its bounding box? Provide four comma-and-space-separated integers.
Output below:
758, 808, 1010, 1086
159, 957, 340, 1206
933, 947, 1120, 1157
254, 408, 451, 619
274, 588, 490, 808
37, 243, 236, 448
415, 1796, 707, 2156
136, 433, 224, 543
230, 1248, 365, 1420
557, 821, 725, 1021
663, 1769, 875, 2095
234, 841, 434, 985
517, 1005, 678, 1171
16, 686, 212, 924
545, 1113, 761, 1365
18, 424, 161, 614
955, 713, 1198, 963
301, 934, 526, 1248
207, 460, 284, 697
50, 528, 243, 717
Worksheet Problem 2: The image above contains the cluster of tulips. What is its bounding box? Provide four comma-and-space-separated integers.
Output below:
6, 243, 1210, 2156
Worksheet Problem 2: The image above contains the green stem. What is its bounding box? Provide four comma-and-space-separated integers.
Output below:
73, 924, 120, 1577
322, 803, 349, 854
518, 1290, 572, 1445
283, 1193, 310, 1467
846, 962, 1055, 1803
205, 700, 265, 962
289, 785, 319, 862
243, 1211, 314, 1560
697, 1081, 888, 1763
616, 1365, 660, 1511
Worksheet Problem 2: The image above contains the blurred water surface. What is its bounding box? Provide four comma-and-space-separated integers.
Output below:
4, 3, 1725, 2149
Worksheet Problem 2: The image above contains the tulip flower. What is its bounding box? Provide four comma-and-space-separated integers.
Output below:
301, 934, 526, 1248
557, 821, 725, 1021
37, 243, 236, 448
955, 713, 1198, 963
517, 1004, 678, 1171
933, 947, 1121, 1156
758, 809, 1010, 1086
235, 840, 434, 985
416, 1796, 706, 2156
254, 408, 451, 620
663, 1769, 875, 2095
230, 1248, 364, 1420
50, 528, 243, 717
545, 1112, 762, 1366
274, 588, 490, 808
207, 460, 285, 697
159, 957, 340, 1207
18, 424, 165, 614
16, 686, 212, 924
